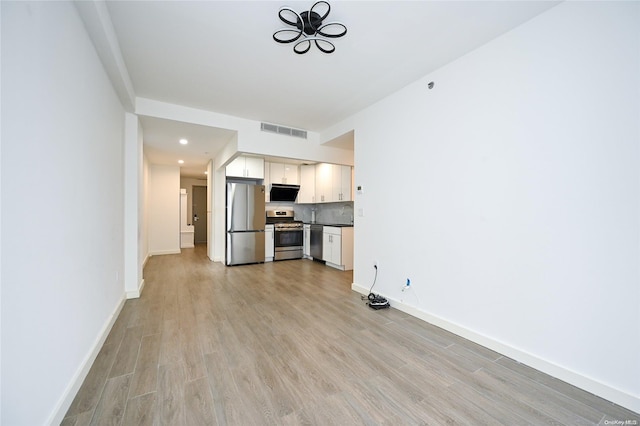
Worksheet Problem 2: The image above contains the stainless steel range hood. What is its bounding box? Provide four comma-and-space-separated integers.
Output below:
270, 183, 300, 202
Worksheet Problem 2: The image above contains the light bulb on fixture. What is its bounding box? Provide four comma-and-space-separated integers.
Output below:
178, 160, 184, 164
179, 139, 188, 145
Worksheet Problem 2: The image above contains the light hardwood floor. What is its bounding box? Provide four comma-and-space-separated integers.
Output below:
63, 245, 639, 425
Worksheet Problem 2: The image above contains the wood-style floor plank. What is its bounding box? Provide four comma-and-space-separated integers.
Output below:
108, 325, 143, 379
184, 377, 217, 426
157, 363, 186, 425
63, 245, 640, 425
128, 333, 161, 397
89, 374, 131, 426
121, 392, 156, 426
65, 342, 119, 418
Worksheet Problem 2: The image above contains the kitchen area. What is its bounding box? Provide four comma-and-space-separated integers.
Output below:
225, 155, 354, 271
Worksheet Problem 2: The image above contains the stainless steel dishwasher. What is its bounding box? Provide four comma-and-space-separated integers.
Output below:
310, 224, 323, 260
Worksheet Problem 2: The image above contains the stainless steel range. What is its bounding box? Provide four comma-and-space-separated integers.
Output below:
266, 210, 303, 261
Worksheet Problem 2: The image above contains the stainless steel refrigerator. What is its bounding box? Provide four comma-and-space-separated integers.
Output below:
226, 182, 266, 265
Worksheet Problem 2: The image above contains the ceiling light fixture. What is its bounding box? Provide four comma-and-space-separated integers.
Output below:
179, 138, 188, 145
273, 1, 347, 54
178, 160, 184, 164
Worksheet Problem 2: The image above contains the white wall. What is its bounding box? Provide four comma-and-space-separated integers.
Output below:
350, 1, 640, 411
124, 113, 143, 298
139, 124, 148, 278
212, 164, 226, 262
142, 153, 150, 267
1, 2, 126, 424
148, 164, 181, 255
0, 4, 4, 422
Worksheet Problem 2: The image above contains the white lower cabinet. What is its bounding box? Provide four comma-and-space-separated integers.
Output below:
265, 225, 274, 262
322, 229, 341, 265
303, 224, 311, 258
322, 226, 353, 271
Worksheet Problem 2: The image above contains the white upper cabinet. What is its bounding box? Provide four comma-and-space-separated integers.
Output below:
257, 160, 352, 204
226, 155, 264, 179
331, 165, 352, 202
269, 162, 299, 185
315, 163, 333, 203
314, 163, 352, 203
225, 157, 245, 177
298, 165, 316, 204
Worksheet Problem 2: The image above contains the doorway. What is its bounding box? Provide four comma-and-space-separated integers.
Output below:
193, 185, 208, 244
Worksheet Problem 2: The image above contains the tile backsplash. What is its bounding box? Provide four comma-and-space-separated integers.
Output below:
294, 202, 354, 225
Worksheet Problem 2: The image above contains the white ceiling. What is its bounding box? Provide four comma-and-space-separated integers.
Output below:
139, 116, 236, 177
101, 0, 559, 177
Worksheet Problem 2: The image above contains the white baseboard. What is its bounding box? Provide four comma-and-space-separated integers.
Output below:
351, 282, 640, 414
126, 278, 145, 299
149, 249, 181, 256
48, 296, 126, 425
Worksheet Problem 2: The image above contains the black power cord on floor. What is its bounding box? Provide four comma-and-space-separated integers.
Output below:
361, 265, 390, 309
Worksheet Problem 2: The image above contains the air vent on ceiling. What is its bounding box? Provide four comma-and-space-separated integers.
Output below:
261, 122, 307, 139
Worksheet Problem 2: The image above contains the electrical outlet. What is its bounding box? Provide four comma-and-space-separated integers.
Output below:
401, 278, 411, 292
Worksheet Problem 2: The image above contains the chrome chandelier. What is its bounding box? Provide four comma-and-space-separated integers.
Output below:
273, 1, 347, 54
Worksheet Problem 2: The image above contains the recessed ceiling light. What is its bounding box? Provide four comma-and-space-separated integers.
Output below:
178, 160, 184, 164
179, 138, 188, 145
